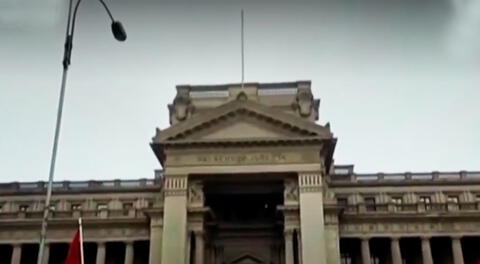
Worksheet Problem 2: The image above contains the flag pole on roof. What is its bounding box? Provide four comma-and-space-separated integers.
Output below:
241, 9, 245, 90
79, 218, 85, 264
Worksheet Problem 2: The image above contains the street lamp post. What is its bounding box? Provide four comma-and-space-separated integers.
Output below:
37, 1, 126, 263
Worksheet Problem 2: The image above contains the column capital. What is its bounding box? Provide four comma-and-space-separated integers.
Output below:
298, 172, 323, 193
420, 235, 431, 240
390, 236, 401, 241
125, 240, 134, 246
359, 236, 371, 241
451, 235, 463, 240
164, 175, 188, 197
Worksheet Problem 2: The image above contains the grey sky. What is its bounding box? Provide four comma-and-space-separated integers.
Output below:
0, 0, 479, 182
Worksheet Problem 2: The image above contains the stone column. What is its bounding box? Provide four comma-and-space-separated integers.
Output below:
194, 231, 205, 264
10, 244, 21, 264
149, 216, 163, 264
451, 236, 464, 264
390, 237, 402, 264
96, 242, 106, 264
284, 229, 295, 264
361, 238, 371, 264
298, 172, 326, 264
420, 237, 433, 264
124, 241, 134, 264
161, 175, 188, 264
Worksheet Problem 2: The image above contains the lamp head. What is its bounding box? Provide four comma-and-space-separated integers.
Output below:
111, 21, 127, 41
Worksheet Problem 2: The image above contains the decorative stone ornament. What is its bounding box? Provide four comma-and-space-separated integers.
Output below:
188, 181, 204, 207
292, 89, 314, 117
170, 87, 194, 123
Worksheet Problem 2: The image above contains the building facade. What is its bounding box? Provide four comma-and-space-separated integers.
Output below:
1, 81, 480, 264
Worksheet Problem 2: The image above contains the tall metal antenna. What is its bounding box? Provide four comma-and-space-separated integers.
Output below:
241, 9, 245, 89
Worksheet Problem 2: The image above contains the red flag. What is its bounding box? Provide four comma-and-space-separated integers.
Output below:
64, 230, 82, 264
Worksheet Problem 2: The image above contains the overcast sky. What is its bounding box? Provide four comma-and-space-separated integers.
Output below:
0, 0, 479, 182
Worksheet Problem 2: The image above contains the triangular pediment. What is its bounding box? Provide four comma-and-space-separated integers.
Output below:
153, 99, 333, 144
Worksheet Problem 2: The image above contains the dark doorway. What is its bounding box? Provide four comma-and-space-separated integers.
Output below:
106, 242, 125, 264
20, 244, 38, 264
0, 244, 13, 263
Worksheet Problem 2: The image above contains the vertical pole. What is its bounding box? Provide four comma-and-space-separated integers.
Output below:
38, 1, 73, 264
79, 218, 85, 264
241, 9, 245, 89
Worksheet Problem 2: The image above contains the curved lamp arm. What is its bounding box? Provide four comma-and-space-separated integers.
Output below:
63, 0, 127, 69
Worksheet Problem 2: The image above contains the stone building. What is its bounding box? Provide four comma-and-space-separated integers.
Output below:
1, 81, 480, 264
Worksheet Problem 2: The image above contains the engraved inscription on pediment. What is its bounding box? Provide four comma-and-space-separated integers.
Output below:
167, 150, 318, 166
193, 117, 294, 140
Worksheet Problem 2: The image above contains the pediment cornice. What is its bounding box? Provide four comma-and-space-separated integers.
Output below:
153, 99, 333, 144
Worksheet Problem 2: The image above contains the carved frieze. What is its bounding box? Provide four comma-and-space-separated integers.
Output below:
167, 150, 318, 167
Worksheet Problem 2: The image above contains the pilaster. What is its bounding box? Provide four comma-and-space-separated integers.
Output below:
284, 229, 295, 264
194, 230, 205, 264
324, 206, 341, 264
161, 175, 188, 264
148, 210, 163, 264
298, 172, 326, 264
187, 180, 206, 264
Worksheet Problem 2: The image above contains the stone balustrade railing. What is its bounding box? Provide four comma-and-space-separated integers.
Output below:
331, 168, 480, 183
0, 178, 161, 193
340, 201, 480, 214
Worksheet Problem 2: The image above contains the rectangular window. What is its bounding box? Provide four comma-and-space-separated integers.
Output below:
365, 197, 376, 211
19, 205, 29, 212
123, 202, 133, 216
419, 196, 432, 210
447, 196, 459, 203
97, 203, 108, 211
71, 204, 82, 211
391, 197, 403, 211
337, 198, 348, 207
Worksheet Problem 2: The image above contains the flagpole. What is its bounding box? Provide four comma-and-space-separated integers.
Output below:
78, 218, 85, 264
